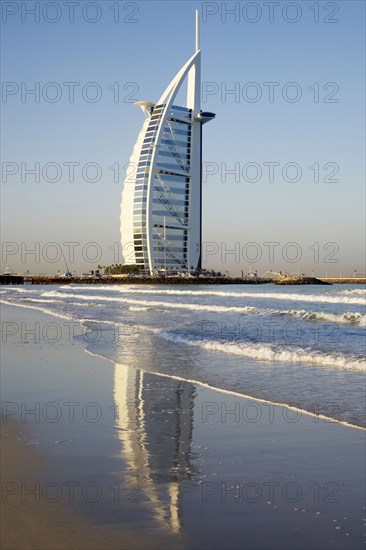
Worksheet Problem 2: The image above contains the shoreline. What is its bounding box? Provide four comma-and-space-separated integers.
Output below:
1, 301, 365, 549
1, 303, 179, 550
86, 349, 366, 433
3, 299, 365, 430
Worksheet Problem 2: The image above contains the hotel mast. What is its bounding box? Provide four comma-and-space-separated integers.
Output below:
120, 10, 215, 274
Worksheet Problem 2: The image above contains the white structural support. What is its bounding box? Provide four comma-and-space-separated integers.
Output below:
120, 10, 215, 274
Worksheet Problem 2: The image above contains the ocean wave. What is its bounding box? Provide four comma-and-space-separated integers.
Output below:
273, 309, 366, 326
133, 364, 366, 430
82, 318, 118, 326
19, 297, 64, 304
158, 332, 366, 372
38, 291, 258, 314
4, 287, 39, 294
0, 299, 154, 335
42, 290, 108, 300
82, 349, 364, 430
333, 288, 366, 296
121, 298, 257, 314
66, 285, 366, 305
70, 302, 106, 307
18, 291, 366, 326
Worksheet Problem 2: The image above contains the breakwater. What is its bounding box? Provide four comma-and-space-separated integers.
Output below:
0, 275, 24, 285
319, 278, 366, 284
28, 276, 272, 285
2, 276, 364, 287
274, 277, 331, 285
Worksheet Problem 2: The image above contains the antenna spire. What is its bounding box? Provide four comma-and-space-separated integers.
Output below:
195, 9, 200, 52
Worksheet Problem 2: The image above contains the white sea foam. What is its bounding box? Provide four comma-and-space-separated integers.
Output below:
82, 318, 118, 326
121, 298, 257, 314
3, 293, 364, 427
0, 299, 73, 321
66, 285, 366, 305
6, 295, 363, 370
158, 332, 366, 372
69, 302, 105, 307
333, 288, 366, 296
30, 291, 366, 326
2, 288, 39, 294
0, 299, 153, 335
40, 292, 258, 314
20, 298, 64, 304
273, 309, 366, 326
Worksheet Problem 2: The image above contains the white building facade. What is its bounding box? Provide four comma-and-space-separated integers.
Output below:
120, 11, 215, 274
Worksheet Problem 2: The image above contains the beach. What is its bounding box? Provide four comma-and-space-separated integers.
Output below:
1, 296, 365, 549
1, 420, 162, 550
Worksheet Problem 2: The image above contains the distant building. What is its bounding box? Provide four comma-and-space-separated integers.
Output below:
120, 11, 215, 274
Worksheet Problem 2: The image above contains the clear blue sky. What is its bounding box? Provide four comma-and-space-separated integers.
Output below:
1, 1, 365, 276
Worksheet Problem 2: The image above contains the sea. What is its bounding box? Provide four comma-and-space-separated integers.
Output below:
1, 283, 365, 429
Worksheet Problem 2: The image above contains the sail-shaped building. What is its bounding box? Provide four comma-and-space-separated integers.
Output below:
120, 11, 215, 274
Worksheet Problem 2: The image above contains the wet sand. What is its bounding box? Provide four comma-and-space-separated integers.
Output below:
1, 302, 365, 549
1, 420, 161, 550
0, 304, 179, 550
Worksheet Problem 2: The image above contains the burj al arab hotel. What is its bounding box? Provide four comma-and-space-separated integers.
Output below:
120, 10, 215, 274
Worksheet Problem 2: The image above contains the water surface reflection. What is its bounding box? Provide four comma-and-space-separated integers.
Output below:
114, 363, 196, 532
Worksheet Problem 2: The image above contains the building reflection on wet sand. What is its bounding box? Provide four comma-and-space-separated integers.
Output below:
114, 363, 196, 532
